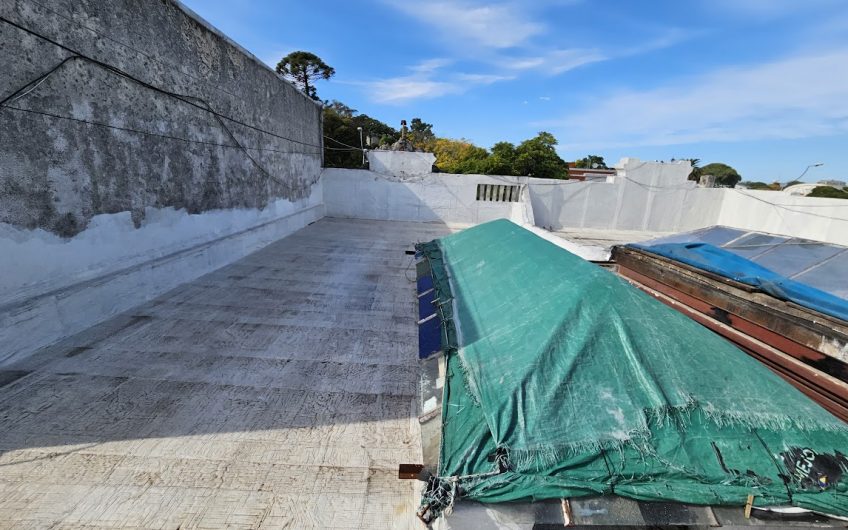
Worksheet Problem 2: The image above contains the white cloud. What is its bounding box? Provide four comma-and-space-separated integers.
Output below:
503, 48, 607, 74
409, 58, 453, 74
369, 77, 462, 103
709, 0, 842, 18
385, 1, 544, 49
548, 49, 848, 150
455, 73, 515, 84
361, 59, 514, 104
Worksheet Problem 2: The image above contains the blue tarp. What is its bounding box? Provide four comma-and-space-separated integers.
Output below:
630, 242, 848, 322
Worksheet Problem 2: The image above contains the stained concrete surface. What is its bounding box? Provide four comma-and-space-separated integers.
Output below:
0, 218, 449, 529
1, 0, 322, 236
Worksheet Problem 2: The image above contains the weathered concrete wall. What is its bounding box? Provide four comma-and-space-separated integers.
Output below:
0, 0, 322, 236
322, 168, 532, 227
0, 0, 324, 364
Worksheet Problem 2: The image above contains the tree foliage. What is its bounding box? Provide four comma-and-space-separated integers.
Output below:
429, 132, 568, 179
574, 155, 609, 169
319, 96, 569, 178
322, 101, 398, 168
276, 51, 335, 100
408, 118, 435, 150
808, 186, 848, 199
738, 181, 775, 190
700, 162, 742, 188
431, 138, 489, 173
513, 132, 568, 179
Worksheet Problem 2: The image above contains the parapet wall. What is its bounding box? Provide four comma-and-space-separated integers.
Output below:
1, 0, 322, 236
322, 168, 532, 227
0, 0, 324, 365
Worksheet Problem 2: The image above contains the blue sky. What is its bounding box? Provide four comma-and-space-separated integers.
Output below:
183, 0, 848, 182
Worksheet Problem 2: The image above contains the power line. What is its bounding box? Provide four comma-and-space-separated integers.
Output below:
24, 0, 246, 101
323, 135, 363, 151
731, 189, 848, 221
0, 15, 324, 150
2, 105, 322, 156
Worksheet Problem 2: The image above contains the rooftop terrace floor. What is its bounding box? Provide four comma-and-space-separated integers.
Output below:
0, 218, 450, 529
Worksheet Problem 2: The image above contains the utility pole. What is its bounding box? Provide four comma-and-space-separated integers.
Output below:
357, 126, 364, 166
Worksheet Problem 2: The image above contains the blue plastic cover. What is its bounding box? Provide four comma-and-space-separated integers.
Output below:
631, 241, 848, 322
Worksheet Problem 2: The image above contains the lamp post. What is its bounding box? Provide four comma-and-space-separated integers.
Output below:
796, 162, 824, 181
356, 126, 364, 166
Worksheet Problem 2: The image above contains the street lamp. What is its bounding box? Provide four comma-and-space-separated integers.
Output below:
356, 126, 364, 166
797, 162, 824, 181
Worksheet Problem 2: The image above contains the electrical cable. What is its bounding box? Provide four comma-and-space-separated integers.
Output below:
24, 0, 246, 101
730, 189, 848, 221
0, 14, 364, 194
0, 15, 324, 150
1, 105, 323, 156
0, 55, 81, 107
323, 135, 363, 151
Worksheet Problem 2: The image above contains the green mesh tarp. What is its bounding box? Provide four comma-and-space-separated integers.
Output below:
416, 219, 848, 519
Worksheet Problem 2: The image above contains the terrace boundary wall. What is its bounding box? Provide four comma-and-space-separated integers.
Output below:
0, 0, 324, 365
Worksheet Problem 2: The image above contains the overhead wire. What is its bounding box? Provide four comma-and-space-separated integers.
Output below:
0, 15, 324, 150
0, 14, 363, 192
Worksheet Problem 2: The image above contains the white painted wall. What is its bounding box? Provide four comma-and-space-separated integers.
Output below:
717, 189, 848, 246
322, 168, 532, 227
367, 150, 436, 178
0, 184, 324, 366
529, 159, 724, 234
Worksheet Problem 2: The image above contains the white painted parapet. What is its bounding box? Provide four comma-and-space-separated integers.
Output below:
0, 184, 324, 366
529, 159, 722, 234
367, 150, 436, 178
322, 168, 532, 227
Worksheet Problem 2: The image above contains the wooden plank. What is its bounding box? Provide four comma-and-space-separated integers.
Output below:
614, 247, 848, 368
621, 273, 848, 422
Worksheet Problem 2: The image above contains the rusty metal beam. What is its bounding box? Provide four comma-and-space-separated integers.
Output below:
613, 247, 848, 370
618, 264, 848, 383
621, 274, 848, 422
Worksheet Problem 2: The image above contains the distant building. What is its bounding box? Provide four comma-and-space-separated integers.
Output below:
784, 180, 847, 196
567, 163, 617, 182
783, 183, 818, 196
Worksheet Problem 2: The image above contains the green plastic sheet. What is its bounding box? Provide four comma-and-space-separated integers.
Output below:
417, 219, 848, 518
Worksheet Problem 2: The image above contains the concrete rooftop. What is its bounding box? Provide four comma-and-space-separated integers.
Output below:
0, 218, 450, 529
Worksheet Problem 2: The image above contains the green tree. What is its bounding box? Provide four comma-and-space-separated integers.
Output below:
738, 181, 774, 190
276, 51, 335, 101
574, 155, 608, 169
322, 101, 398, 168
808, 186, 848, 199
514, 132, 568, 179
432, 138, 489, 173
324, 100, 356, 118
782, 180, 803, 189
408, 118, 435, 150
700, 162, 741, 188
479, 141, 518, 175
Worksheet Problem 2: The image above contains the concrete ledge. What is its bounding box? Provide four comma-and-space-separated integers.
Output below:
0, 203, 323, 366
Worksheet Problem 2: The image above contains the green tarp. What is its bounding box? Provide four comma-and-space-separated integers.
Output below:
417, 219, 848, 519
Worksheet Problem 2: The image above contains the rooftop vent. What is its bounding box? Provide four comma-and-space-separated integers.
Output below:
476, 183, 521, 202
